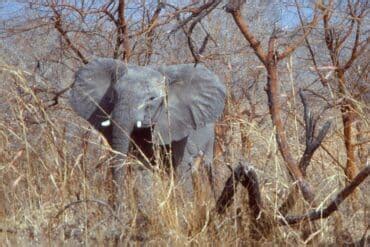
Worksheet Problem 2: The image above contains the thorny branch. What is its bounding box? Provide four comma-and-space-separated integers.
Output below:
276, 11, 319, 61
225, 4, 267, 65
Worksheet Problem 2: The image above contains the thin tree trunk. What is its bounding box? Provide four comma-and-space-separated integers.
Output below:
114, 0, 130, 62
337, 70, 357, 181
266, 63, 314, 203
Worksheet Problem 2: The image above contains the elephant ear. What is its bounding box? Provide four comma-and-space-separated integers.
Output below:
70, 58, 127, 122
154, 64, 226, 144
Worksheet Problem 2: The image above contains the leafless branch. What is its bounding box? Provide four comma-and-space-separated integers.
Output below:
170, 0, 221, 34
296, 0, 328, 86
178, 0, 221, 64
225, 5, 267, 65
298, 90, 332, 175
280, 165, 370, 225
50, 4, 88, 64
277, 10, 319, 61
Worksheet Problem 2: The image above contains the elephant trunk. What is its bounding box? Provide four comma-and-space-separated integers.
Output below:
109, 106, 135, 210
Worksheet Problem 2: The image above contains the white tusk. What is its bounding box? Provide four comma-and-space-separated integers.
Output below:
101, 119, 111, 127
136, 121, 142, 128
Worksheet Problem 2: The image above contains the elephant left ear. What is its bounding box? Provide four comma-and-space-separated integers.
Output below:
153, 64, 226, 144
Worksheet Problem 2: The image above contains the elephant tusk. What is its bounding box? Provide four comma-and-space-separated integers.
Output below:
136, 121, 142, 128
101, 119, 111, 127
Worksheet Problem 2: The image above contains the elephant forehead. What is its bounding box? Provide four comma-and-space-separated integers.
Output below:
125, 66, 163, 82
116, 67, 166, 96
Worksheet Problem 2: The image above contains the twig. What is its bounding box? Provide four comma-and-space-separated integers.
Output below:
47, 82, 75, 107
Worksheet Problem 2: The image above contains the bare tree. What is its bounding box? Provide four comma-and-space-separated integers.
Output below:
303, 0, 369, 181
224, 0, 326, 204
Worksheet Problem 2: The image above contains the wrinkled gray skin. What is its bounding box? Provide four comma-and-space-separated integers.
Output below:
70, 58, 226, 208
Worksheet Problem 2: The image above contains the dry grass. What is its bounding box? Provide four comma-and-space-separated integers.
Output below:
0, 62, 369, 246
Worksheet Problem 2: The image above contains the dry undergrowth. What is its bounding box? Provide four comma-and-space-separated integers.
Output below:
0, 62, 369, 246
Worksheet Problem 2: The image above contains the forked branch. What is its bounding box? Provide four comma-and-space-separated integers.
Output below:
298, 90, 332, 175
50, 4, 88, 64
170, 0, 222, 34
175, 0, 222, 64
279, 90, 332, 214
225, 5, 267, 65
216, 162, 262, 219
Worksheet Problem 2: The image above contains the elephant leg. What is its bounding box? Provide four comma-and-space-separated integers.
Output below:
205, 133, 218, 201
195, 124, 217, 201
171, 137, 188, 172
109, 155, 125, 211
174, 124, 216, 198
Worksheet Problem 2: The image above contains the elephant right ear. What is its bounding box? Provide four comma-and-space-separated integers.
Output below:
69, 58, 127, 121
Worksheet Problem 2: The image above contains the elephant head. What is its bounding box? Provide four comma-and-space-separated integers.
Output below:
70, 57, 226, 160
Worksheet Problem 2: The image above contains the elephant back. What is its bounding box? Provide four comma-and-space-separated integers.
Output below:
70, 58, 127, 120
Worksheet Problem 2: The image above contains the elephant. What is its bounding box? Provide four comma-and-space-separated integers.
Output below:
69, 57, 226, 206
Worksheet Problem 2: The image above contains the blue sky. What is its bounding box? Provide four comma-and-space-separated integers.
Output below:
0, 1, 24, 19
0, 1, 312, 29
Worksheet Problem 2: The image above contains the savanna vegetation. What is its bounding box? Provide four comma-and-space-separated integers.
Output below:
0, 0, 369, 245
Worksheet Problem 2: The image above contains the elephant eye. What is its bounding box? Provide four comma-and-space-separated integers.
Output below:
138, 96, 158, 110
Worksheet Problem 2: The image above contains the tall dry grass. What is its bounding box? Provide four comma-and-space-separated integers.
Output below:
0, 61, 369, 246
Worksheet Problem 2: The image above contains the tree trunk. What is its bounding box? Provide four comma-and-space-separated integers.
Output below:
337, 70, 357, 181
265, 62, 314, 203
114, 0, 130, 61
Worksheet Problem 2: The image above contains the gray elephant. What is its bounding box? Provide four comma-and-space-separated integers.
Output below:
69, 58, 226, 205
